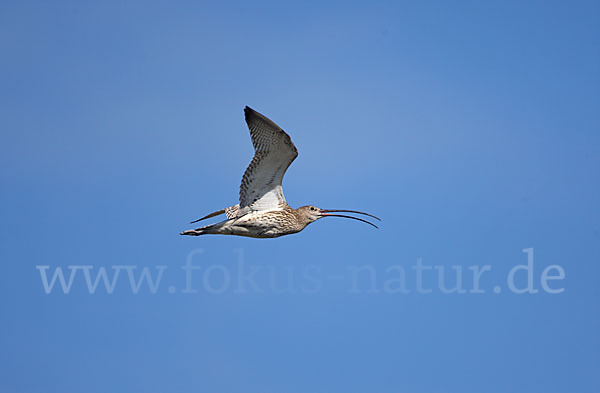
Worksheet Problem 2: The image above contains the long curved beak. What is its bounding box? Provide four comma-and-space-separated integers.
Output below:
319, 209, 381, 229
320, 209, 381, 221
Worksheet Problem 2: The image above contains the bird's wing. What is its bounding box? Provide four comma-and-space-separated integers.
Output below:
238, 106, 298, 213
189, 204, 239, 224
225, 204, 240, 219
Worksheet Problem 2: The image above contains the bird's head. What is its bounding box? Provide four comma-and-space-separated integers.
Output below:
296, 206, 380, 228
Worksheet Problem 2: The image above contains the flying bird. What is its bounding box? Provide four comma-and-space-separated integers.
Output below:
181, 106, 380, 238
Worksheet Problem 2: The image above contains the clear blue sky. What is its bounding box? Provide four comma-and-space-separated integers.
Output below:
1, 1, 599, 392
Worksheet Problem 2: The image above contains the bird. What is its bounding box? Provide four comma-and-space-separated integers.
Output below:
180, 106, 380, 238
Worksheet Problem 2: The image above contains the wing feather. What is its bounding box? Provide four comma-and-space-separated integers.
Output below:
238, 106, 298, 213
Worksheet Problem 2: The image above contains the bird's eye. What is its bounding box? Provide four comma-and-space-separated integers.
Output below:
310, 207, 314, 211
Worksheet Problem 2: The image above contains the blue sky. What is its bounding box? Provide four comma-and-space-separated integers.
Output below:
1, 1, 599, 392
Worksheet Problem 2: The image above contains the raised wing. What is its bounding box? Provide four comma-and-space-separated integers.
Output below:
239, 106, 298, 213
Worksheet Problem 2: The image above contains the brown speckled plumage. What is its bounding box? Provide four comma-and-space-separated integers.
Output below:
181, 106, 380, 238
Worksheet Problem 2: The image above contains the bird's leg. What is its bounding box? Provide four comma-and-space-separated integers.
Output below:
180, 219, 238, 236
180, 222, 214, 236
180, 229, 203, 236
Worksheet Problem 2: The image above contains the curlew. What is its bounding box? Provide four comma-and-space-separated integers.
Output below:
181, 106, 380, 238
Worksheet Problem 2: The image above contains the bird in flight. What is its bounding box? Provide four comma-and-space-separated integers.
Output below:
181, 106, 380, 238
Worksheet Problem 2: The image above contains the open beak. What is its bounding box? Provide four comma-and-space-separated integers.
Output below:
319, 209, 381, 229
